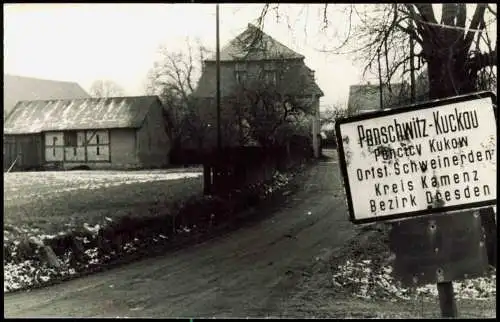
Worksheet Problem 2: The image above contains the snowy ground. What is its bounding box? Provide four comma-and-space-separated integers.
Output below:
4, 170, 296, 294
4, 170, 202, 202
4, 169, 204, 236
331, 259, 496, 302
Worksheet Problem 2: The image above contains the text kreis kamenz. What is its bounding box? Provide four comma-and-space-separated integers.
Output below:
368, 170, 492, 214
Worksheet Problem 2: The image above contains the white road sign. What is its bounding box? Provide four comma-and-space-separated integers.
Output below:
336, 92, 497, 224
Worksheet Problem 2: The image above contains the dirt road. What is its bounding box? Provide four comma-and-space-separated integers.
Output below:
4, 150, 357, 318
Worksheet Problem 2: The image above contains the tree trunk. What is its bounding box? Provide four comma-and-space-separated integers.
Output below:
426, 51, 475, 100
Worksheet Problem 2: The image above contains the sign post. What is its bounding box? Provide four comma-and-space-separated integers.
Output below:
437, 281, 457, 318
335, 92, 497, 318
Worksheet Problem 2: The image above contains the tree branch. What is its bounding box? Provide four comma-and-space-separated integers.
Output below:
486, 4, 497, 17
456, 3, 467, 28
415, 4, 438, 24
464, 4, 487, 52
395, 20, 423, 45
441, 3, 459, 26
467, 49, 498, 72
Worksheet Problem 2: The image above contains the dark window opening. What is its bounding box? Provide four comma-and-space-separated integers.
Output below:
52, 137, 57, 156
97, 146, 100, 156
64, 131, 78, 147
96, 134, 100, 145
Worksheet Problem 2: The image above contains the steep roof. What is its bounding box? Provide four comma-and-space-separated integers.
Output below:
206, 23, 304, 61
3, 74, 91, 117
4, 96, 161, 135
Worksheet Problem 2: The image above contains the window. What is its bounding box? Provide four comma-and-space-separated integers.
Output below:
235, 62, 247, 85
64, 131, 78, 147
263, 70, 277, 85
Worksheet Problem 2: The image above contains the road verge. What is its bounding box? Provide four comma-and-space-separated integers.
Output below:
4, 161, 314, 294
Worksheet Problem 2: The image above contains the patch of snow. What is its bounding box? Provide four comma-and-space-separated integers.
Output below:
332, 259, 496, 301
39, 234, 57, 240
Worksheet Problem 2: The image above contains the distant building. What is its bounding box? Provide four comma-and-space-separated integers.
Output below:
193, 23, 324, 157
347, 71, 429, 116
4, 96, 170, 171
3, 74, 91, 118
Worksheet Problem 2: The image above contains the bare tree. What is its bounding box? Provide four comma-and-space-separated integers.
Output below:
225, 60, 316, 149
254, 3, 498, 266
145, 39, 212, 150
255, 4, 497, 100
89, 79, 125, 97
320, 103, 348, 126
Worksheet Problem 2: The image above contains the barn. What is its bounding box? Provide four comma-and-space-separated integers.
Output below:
3, 96, 170, 171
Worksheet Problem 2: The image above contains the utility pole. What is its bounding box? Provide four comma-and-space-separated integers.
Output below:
216, 3, 221, 151
205, 3, 222, 195
377, 49, 383, 110
211, 3, 222, 192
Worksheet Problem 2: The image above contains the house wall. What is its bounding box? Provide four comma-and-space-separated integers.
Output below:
85, 130, 110, 162
201, 59, 306, 97
347, 79, 430, 116
311, 96, 321, 158
3, 134, 43, 171
136, 102, 170, 168
43, 129, 139, 170
44, 130, 111, 164
44, 132, 65, 162
108, 129, 140, 169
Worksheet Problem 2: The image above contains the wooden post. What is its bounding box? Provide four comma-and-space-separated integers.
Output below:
203, 163, 211, 195
437, 281, 457, 318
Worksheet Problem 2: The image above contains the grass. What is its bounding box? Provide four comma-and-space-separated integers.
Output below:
4, 164, 305, 293
3, 169, 203, 237
285, 296, 496, 318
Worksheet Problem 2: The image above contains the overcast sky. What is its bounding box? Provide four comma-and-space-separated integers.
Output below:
4, 3, 496, 109
4, 3, 371, 108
